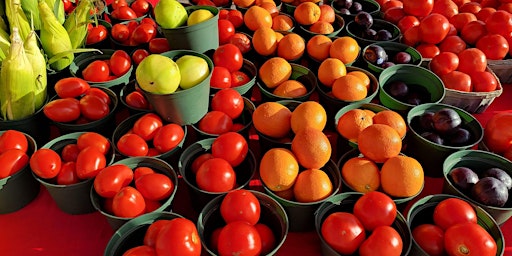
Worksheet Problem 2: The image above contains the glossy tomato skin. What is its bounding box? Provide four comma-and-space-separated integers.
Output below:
155, 217, 202, 256
134, 166, 155, 180
229, 33, 251, 54
195, 158, 236, 192
0, 130, 28, 154
82, 60, 110, 82
470, 71, 498, 92
220, 189, 261, 225
210, 66, 232, 89
218, 19, 235, 45
133, 113, 163, 141
61, 144, 80, 162
476, 33, 510, 60
30, 148, 62, 179
148, 38, 171, 54
211, 132, 248, 167
412, 224, 445, 256
402, 0, 434, 17
429, 52, 459, 76
130, 0, 150, 15
254, 223, 276, 255
211, 88, 244, 119
77, 132, 110, 155
44, 98, 81, 123
112, 186, 146, 218
112, 6, 138, 20
190, 153, 214, 174
444, 222, 497, 256
116, 133, 149, 157
135, 173, 174, 201
440, 71, 472, 92
353, 191, 397, 231
433, 198, 477, 230
484, 113, 512, 154
419, 13, 450, 44
0, 149, 29, 179
75, 146, 107, 179
144, 219, 171, 247
125, 91, 150, 109
198, 111, 233, 135
217, 221, 262, 256
56, 162, 79, 185
54, 77, 90, 99
110, 50, 132, 77
231, 70, 251, 87
94, 164, 134, 198
321, 212, 366, 255
213, 43, 243, 72
358, 225, 403, 256
131, 23, 157, 44
86, 25, 108, 45
111, 23, 130, 43
85, 87, 111, 105
132, 48, 150, 64
152, 123, 185, 153
79, 94, 110, 121
123, 245, 156, 256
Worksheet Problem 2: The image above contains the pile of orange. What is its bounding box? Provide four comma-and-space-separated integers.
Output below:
294, 3, 338, 35
258, 57, 310, 98
252, 27, 307, 61
306, 36, 360, 64
317, 61, 371, 101
337, 109, 407, 143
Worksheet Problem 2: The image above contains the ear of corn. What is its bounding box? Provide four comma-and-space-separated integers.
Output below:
21, 0, 41, 30
64, 0, 92, 49
43, 0, 65, 24
0, 27, 36, 120
5, 0, 31, 41
24, 30, 47, 110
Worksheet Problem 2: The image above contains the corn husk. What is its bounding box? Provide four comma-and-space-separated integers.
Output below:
43, 0, 65, 24
0, 27, 36, 120
0, 27, 10, 61
63, 0, 92, 49
20, 0, 41, 30
5, 0, 31, 41
24, 30, 47, 109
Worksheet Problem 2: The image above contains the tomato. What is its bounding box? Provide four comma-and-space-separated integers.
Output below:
85, 87, 111, 105
449, 12, 477, 32
132, 49, 150, 65
397, 15, 420, 34
43, 98, 81, 123
55, 162, 79, 185
155, 218, 201, 256
86, 24, 108, 45
30, 148, 62, 179
75, 146, 107, 179
439, 35, 467, 54
111, 23, 131, 43
54, 77, 90, 99
112, 186, 146, 218
0, 149, 29, 179
217, 221, 262, 256
109, 50, 132, 77
353, 191, 397, 231
211, 88, 244, 119
61, 144, 80, 163
229, 33, 252, 54
152, 123, 185, 153
429, 52, 459, 76
484, 112, 512, 154
441, 71, 473, 92
211, 132, 248, 167
220, 189, 261, 225
213, 43, 244, 72
209, 227, 223, 253
111, 0, 128, 9
94, 164, 134, 198
485, 10, 512, 37
197, 111, 233, 135
383, 7, 406, 24
444, 222, 497, 256
415, 43, 440, 58
125, 91, 150, 109
134, 166, 155, 180
210, 66, 232, 89
231, 70, 251, 87
476, 33, 510, 60
457, 48, 487, 73
419, 13, 450, 44
382, 0, 403, 12
111, 6, 138, 20
195, 158, 236, 192
254, 223, 276, 255
76, 132, 110, 155
116, 133, 149, 157
460, 1, 482, 13
144, 219, 171, 247
476, 7, 496, 21
131, 23, 157, 44
148, 38, 171, 54
0, 130, 28, 154
471, 71, 499, 92
140, 18, 157, 29
412, 224, 445, 256
218, 19, 235, 45
130, 0, 150, 16
433, 198, 477, 230
123, 245, 156, 256
132, 113, 163, 141
62, 0, 74, 13
359, 226, 403, 256
231, 123, 245, 132
432, 0, 458, 18
79, 94, 110, 121
82, 60, 110, 82
135, 173, 174, 201
321, 212, 366, 255
460, 20, 487, 46
190, 153, 214, 175
402, 0, 434, 17
401, 26, 421, 46
227, 9, 244, 28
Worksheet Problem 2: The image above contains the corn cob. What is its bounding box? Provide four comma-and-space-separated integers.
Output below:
5, 0, 31, 41
43, 0, 65, 24
24, 30, 47, 110
0, 27, 36, 120
64, 0, 92, 49
21, 0, 41, 30
38, 0, 74, 71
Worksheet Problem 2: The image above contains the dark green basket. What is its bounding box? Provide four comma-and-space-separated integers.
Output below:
346, 18, 400, 48
362, 41, 423, 75
257, 63, 317, 103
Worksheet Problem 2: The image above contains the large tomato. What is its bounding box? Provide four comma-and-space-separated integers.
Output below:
353, 191, 397, 231
0, 149, 29, 179
402, 0, 434, 17
418, 13, 450, 44
412, 224, 445, 256
30, 148, 62, 179
476, 33, 510, 60
82, 60, 110, 82
211, 88, 244, 119
213, 43, 243, 72
190, 153, 214, 175
197, 111, 233, 135
144, 219, 171, 247
218, 19, 235, 45
217, 221, 262, 256
470, 71, 499, 92
358, 226, 403, 256
321, 212, 366, 255
444, 222, 497, 256
79, 94, 110, 121
195, 158, 236, 192
54, 77, 90, 99
457, 48, 487, 73
112, 186, 146, 218
220, 189, 261, 225
484, 112, 512, 154
210, 66, 232, 89
155, 217, 202, 256
0, 130, 28, 154
211, 132, 248, 167
440, 71, 472, 92
43, 98, 81, 123
132, 113, 163, 141
93, 164, 134, 198
75, 146, 107, 179
109, 50, 132, 77
152, 123, 185, 153
116, 133, 149, 157
135, 173, 174, 201
433, 198, 477, 230
77, 132, 110, 155
429, 52, 459, 76
254, 223, 276, 255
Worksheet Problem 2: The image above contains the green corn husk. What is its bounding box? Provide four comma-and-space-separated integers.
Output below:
5, 0, 31, 41
21, 0, 41, 30
0, 27, 36, 120
0, 16, 8, 32
63, 0, 92, 49
0, 27, 10, 61
24, 30, 47, 109
43, 0, 65, 24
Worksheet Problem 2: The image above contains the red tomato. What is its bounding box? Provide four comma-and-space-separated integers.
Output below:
353, 191, 397, 231
54, 77, 90, 99
321, 212, 366, 255
211, 88, 244, 119
152, 123, 185, 153
110, 50, 132, 77
77, 132, 111, 155
60, 144, 79, 164
111, 6, 138, 20
131, 23, 157, 44
130, 0, 150, 16
30, 148, 62, 179
485, 10, 512, 37
94, 164, 134, 198
431, 0, 458, 18
415, 43, 440, 58
218, 19, 236, 45
229, 33, 252, 54
111, 23, 131, 43
111, 0, 128, 10
135, 173, 174, 201
132, 113, 163, 141
402, 0, 434, 17
460, 20, 487, 46
476, 7, 496, 21
75, 146, 107, 179
220, 189, 261, 225
82, 60, 110, 82
62, 0, 74, 13
134, 166, 155, 180
254, 223, 276, 255
197, 111, 233, 135
476, 33, 510, 60
457, 48, 488, 73
0, 130, 28, 154
123, 245, 156, 256
125, 91, 150, 109
144, 219, 171, 247
86, 24, 108, 45
439, 35, 467, 54
144, 200, 161, 212
231, 70, 251, 87
195, 158, 236, 192
148, 38, 171, 54
412, 224, 445, 256
217, 221, 262, 256
383, 7, 406, 24
450, 12, 477, 32
213, 43, 244, 72
358, 226, 403, 256
85, 87, 111, 105
401, 26, 421, 46
382, 0, 403, 12
56, 162, 79, 185
397, 15, 420, 34
484, 112, 512, 154
471, 71, 499, 92
140, 18, 157, 29
116, 133, 149, 157
190, 153, 215, 175
211, 132, 248, 167
0, 149, 29, 179
155, 218, 202, 256
227, 9, 244, 28
43, 98, 81, 123
441, 71, 473, 92
132, 49, 150, 65
459, 1, 482, 14
209, 227, 223, 253
429, 52, 459, 76
433, 198, 477, 230
210, 66, 232, 89
79, 94, 110, 121
444, 222, 497, 256
112, 186, 146, 218
419, 13, 450, 44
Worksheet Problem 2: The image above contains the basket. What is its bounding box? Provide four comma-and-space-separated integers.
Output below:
488, 58, 512, 84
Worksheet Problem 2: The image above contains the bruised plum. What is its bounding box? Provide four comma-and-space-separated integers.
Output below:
432, 108, 462, 134
482, 167, 512, 190
394, 52, 412, 64
354, 11, 373, 29
364, 45, 387, 65
421, 131, 444, 145
350, 1, 362, 13
447, 127, 471, 146
419, 111, 435, 131
365, 28, 377, 38
471, 177, 509, 207
376, 29, 393, 41
449, 167, 479, 191
387, 80, 408, 99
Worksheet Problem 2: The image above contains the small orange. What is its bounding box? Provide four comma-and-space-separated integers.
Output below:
275, 31, 284, 42
273, 80, 308, 98
277, 33, 306, 61
244, 6, 273, 31
330, 36, 360, 64
294, 2, 321, 25
347, 70, 371, 90
259, 1, 279, 17
234, 0, 255, 8
318, 4, 336, 23
306, 35, 332, 62
291, 127, 332, 169
253, 27, 278, 56
259, 148, 299, 192
341, 156, 380, 193
293, 169, 333, 203
258, 57, 293, 88
308, 21, 335, 34
273, 187, 295, 200
290, 101, 327, 133
317, 57, 346, 87
358, 124, 402, 163
336, 108, 374, 142
332, 75, 368, 101
272, 14, 295, 31
380, 155, 424, 197
372, 110, 407, 138
253, 101, 292, 138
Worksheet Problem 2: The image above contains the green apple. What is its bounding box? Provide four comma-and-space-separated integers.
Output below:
187, 9, 214, 26
154, 0, 188, 29
175, 55, 210, 90
136, 54, 181, 94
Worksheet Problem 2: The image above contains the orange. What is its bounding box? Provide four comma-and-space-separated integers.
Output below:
372, 110, 407, 138
273, 187, 295, 200
318, 4, 336, 23
259, 148, 299, 192
277, 33, 306, 61
272, 14, 295, 31
273, 80, 308, 98
330, 36, 360, 64
317, 57, 346, 87
341, 156, 380, 193
331, 75, 368, 101
347, 71, 371, 90
380, 155, 424, 197
258, 57, 293, 88
358, 124, 402, 163
293, 2, 321, 25
308, 21, 335, 34
291, 127, 332, 169
244, 6, 273, 31
234, 0, 255, 8
293, 169, 333, 203
290, 101, 327, 133
259, 1, 279, 17
255, 0, 276, 5
336, 108, 374, 142
275, 31, 284, 42
253, 27, 278, 56
253, 101, 292, 138
306, 35, 332, 62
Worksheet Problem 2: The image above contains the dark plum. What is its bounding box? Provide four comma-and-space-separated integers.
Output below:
471, 177, 509, 207
381, 62, 395, 68
376, 29, 393, 41
432, 108, 462, 134
449, 167, 479, 191
421, 131, 444, 145
394, 52, 412, 64
334, 0, 353, 10
337, 8, 351, 15
447, 127, 471, 146
482, 167, 512, 190
387, 80, 408, 99
349, 1, 362, 13
405, 91, 423, 105
354, 11, 373, 29
365, 28, 377, 38
419, 111, 435, 131
363, 45, 387, 65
